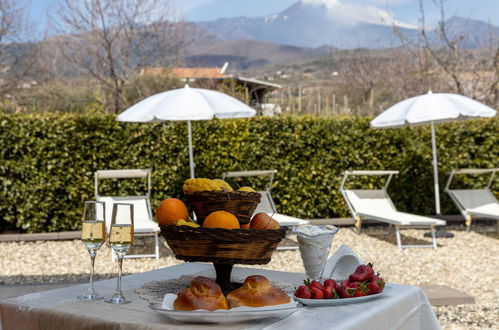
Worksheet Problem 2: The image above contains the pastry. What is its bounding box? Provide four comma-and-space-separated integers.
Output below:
173, 276, 229, 311
227, 275, 290, 308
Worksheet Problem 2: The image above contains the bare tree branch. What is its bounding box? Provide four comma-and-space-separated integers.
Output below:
48, 0, 186, 113
0, 0, 36, 96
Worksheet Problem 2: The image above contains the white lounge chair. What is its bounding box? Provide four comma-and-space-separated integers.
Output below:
95, 169, 160, 260
340, 170, 446, 250
222, 170, 309, 250
445, 168, 499, 232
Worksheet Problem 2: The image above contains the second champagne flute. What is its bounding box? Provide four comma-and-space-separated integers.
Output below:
105, 203, 134, 304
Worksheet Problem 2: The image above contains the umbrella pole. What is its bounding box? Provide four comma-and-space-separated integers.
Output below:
187, 120, 195, 178
431, 122, 441, 214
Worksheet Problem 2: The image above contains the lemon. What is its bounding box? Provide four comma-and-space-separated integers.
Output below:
211, 179, 233, 192
238, 186, 256, 192
175, 219, 200, 228
182, 178, 218, 194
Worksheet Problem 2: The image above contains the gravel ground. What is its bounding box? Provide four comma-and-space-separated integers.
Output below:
1, 223, 498, 330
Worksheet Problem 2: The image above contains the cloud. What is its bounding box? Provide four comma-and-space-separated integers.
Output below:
358, 0, 410, 4
302, 0, 416, 29
171, 0, 218, 14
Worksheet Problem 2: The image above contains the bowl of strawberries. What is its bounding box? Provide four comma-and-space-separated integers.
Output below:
294, 263, 386, 306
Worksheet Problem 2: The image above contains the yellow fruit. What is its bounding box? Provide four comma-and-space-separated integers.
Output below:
182, 178, 218, 194
175, 219, 200, 228
211, 179, 233, 192
238, 186, 256, 192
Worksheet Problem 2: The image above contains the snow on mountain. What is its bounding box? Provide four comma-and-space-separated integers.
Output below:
198, 0, 417, 48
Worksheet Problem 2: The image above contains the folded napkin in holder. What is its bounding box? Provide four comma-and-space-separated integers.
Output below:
322, 245, 364, 281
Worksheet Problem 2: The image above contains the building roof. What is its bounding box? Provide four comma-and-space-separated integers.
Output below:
140, 67, 228, 79
171, 67, 228, 79
140, 66, 281, 89
237, 76, 281, 89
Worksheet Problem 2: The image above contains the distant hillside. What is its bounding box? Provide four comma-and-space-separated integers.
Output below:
431, 17, 499, 48
187, 14, 498, 69
186, 39, 336, 69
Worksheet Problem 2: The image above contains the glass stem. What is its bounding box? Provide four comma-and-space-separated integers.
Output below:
88, 251, 96, 294
115, 255, 124, 296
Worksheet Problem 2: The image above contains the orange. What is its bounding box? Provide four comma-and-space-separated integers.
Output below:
241, 223, 250, 229
156, 198, 189, 225
203, 211, 240, 229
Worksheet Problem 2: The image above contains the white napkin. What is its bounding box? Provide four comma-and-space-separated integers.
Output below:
322, 245, 364, 281
161, 293, 298, 312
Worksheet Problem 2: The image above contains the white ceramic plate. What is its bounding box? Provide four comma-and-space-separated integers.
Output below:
294, 284, 389, 306
149, 302, 301, 324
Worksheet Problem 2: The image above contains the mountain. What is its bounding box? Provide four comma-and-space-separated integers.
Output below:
186, 39, 336, 69
432, 17, 499, 48
198, 0, 417, 49
185, 12, 499, 69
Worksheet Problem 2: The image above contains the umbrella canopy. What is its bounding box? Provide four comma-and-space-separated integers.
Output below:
371, 91, 496, 214
371, 92, 496, 128
117, 85, 256, 178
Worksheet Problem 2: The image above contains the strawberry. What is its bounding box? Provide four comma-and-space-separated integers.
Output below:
340, 279, 351, 287
323, 279, 337, 289
367, 275, 385, 294
373, 275, 385, 289
308, 280, 324, 291
295, 285, 312, 299
323, 286, 333, 299
332, 288, 340, 299
323, 286, 340, 299
354, 288, 367, 297
311, 286, 324, 299
349, 263, 374, 282
337, 284, 356, 298
349, 281, 369, 296
367, 281, 382, 295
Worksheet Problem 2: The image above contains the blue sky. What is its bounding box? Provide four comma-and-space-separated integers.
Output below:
28, 0, 499, 32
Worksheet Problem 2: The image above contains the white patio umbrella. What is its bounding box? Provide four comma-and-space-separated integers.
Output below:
117, 85, 256, 178
371, 91, 496, 214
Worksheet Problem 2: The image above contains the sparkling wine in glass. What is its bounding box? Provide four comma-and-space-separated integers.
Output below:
78, 201, 106, 300
105, 203, 134, 304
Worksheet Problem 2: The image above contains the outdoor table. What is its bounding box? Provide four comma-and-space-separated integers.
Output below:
0, 263, 440, 330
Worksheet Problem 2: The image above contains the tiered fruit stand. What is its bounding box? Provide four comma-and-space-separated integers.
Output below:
159, 190, 287, 293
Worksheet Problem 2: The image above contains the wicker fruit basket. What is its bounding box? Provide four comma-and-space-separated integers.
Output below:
185, 190, 261, 225
160, 224, 287, 292
160, 224, 286, 265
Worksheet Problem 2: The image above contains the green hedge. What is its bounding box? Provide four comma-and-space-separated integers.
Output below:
1, 114, 497, 232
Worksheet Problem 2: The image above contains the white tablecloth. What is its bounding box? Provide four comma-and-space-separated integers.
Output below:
0, 263, 440, 330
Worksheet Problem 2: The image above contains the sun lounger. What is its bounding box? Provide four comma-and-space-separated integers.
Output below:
95, 169, 160, 260
445, 168, 499, 231
340, 170, 446, 250
222, 170, 309, 250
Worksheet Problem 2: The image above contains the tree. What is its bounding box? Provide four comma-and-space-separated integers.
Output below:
0, 0, 35, 96
418, 0, 499, 107
51, 0, 186, 113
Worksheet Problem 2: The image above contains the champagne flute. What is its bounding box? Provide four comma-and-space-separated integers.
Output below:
105, 203, 134, 304
78, 201, 106, 300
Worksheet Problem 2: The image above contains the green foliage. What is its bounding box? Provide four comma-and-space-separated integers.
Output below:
0, 114, 497, 232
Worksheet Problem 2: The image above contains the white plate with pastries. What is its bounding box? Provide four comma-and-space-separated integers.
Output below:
149, 298, 300, 324
149, 275, 301, 324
